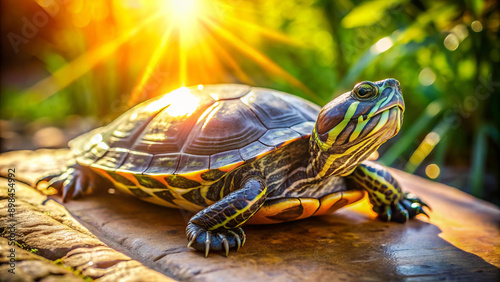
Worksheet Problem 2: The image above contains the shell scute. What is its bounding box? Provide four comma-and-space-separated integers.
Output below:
201, 84, 250, 100
241, 88, 310, 129
238, 141, 274, 161
258, 128, 302, 147
246, 197, 320, 225
210, 149, 243, 170
165, 175, 201, 189
92, 148, 128, 170
118, 151, 153, 173
133, 90, 216, 154
176, 154, 210, 174
290, 121, 316, 136
107, 171, 135, 186
134, 174, 168, 189
183, 99, 267, 155
72, 84, 322, 175
144, 153, 180, 175
153, 190, 177, 205
182, 189, 207, 206
200, 169, 226, 181
129, 188, 152, 198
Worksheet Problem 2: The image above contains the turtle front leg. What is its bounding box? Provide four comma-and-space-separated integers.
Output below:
36, 163, 108, 202
187, 176, 267, 257
346, 161, 430, 223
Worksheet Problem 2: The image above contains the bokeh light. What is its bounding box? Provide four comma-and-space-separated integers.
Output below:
418, 68, 436, 86
425, 164, 441, 179
372, 37, 393, 54
471, 20, 483, 32
444, 34, 460, 51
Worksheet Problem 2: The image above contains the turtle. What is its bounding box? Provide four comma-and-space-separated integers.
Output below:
37, 78, 429, 257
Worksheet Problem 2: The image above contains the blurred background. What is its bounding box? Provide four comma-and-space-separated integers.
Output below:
1, 0, 499, 204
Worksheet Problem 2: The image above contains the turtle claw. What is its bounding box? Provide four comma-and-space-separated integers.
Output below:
187, 229, 202, 249
61, 169, 77, 203
375, 194, 430, 223
221, 236, 229, 257
36, 164, 101, 202
401, 196, 430, 219
39, 173, 63, 188
376, 205, 392, 222
227, 229, 245, 250
391, 202, 410, 223
205, 232, 212, 257
405, 193, 432, 211
240, 230, 247, 247
44, 172, 68, 191
186, 222, 246, 257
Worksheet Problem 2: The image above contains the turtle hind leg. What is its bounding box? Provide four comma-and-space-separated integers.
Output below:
186, 175, 267, 257
346, 161, 429, 223
37, 163, 107, 202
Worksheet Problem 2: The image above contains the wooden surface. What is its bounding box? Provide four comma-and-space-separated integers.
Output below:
0, 149, 499, 281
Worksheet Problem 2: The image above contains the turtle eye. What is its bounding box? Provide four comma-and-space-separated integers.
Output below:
353, 82, 378, 100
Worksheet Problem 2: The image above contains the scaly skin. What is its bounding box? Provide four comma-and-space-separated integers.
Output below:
186, 176, 267, 257
346, 161, 429, 223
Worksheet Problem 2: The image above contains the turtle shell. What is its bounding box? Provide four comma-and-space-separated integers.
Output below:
71, 84, 321, 175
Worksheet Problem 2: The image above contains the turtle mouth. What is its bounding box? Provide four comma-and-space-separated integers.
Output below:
377, 103, 404, 117
361, 105, 404, 139
382, 105, 404, 137
372, 94, 405, 117
356, 102, 404, 122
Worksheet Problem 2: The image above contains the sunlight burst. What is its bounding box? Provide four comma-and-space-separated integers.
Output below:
28, 0, 313, 107
153, 87, 200, 117
164, 0, 201, 23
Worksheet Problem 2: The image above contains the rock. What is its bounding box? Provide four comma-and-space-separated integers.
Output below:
0, 149, 73, 186
0, 149, 499, 281
0, 174, 173, 281
0, 237, 83, 282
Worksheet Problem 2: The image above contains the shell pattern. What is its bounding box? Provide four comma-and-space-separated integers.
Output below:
72, 84, 321, 175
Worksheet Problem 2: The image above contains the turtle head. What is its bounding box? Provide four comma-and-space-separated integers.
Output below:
311, 78, 404, 177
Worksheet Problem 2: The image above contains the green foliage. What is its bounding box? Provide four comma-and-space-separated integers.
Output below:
54, 258, 93, 282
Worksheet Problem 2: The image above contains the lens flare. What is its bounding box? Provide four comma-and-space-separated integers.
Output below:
28, 0, 313, 107
166, 0, 199, 19
159, 87, 200, 117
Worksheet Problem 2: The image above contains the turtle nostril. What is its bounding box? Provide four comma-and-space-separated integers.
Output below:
385, 78, 399, 86
385, 78, 402, 92
394, 80, 402, 93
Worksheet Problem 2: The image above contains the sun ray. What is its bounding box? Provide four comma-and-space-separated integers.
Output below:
179, 30, 188, 86
224, 16, 305, 47
196, 35, 223, 83
200, 16, 322, 103
201, 25, 254, 84
129, 24, 174, 106
24, 0, 322, 112
25, 12, 163, 103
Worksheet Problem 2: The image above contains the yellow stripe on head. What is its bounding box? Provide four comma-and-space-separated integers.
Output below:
313, 101, 359, 152
320, 101, 359, 149
310, 79, 404, 179
349, 115, 369, 142
367, 110, 389, 137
